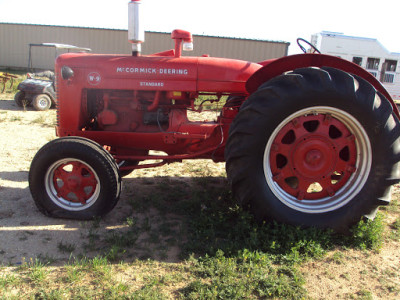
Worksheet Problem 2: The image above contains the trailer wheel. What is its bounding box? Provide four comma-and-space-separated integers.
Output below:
14, 91, 25, 107
32, 93, 52, 111
29, 137, 121, 219
226, 67, 400, 232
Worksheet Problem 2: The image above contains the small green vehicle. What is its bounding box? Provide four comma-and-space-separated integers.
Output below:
14, 43, 91, 111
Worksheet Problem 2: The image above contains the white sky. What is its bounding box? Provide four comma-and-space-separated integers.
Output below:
1, 0, 399, 55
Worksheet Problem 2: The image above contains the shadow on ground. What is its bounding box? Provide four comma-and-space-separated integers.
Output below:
0, 171, 229, 265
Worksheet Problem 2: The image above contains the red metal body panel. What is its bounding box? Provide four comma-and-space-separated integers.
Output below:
55, 53, 261, 163
56, 53, 260, 92
55, 50, 398, 168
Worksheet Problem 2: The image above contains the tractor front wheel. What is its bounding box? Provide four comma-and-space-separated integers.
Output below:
226, 67, 400, 232
29, 137, 121, 219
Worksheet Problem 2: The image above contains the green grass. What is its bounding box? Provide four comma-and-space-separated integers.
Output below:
182, 250, 306, 299
0, 272, 20, 289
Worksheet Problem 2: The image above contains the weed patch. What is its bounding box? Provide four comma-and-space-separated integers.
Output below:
346, 213, 385, 251
390, 217, 400, 240
181, 250, 306, 299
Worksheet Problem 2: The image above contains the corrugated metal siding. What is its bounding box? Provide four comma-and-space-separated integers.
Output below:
0, 23, 289, 71
144, 32, 173, 54
191, 35, 287, 62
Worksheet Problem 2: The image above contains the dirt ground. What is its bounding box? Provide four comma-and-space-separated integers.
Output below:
0, 95, 180, 264
0, 94, 226, 265
0, 97, 99, 264
0, 93, 399, 299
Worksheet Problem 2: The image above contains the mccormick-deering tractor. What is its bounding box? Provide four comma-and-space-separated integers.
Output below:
29, 0, 400, 232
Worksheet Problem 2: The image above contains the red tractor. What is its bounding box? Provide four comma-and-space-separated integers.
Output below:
29, 0, 400, 232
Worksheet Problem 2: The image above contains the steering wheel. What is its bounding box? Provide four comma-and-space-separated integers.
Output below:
297, 38, 321, 54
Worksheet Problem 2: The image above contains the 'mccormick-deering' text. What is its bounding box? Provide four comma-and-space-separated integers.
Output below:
116, 67, 188, 75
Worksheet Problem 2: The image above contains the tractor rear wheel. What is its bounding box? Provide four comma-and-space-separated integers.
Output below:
225, 67, 400, 232
29, 137, 121, 219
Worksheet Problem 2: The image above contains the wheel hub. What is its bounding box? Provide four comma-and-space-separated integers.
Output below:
292, 136, 336, 179
39, 99, 46, 107
305, 149, 322, 166
66, 176, 81, 191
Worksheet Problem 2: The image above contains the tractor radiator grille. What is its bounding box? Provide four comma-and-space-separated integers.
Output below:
55, 73, 60, 127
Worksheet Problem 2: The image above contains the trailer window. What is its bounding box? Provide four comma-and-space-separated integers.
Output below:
381, 60, 397, 83
352, 57, 362, 66
384, 60, 397, 72
367, 58, 380, 70
382, 73, 395, 83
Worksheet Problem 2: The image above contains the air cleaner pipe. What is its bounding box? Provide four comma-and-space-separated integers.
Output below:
147, 91, 161, 111
128, 0, 145, 56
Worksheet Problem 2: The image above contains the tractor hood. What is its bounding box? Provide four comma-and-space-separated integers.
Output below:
56, 53, 261, 94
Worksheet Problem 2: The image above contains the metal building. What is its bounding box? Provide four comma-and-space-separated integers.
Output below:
0, 23, 289, 71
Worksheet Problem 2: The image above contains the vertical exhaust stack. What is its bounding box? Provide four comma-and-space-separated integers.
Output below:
128, 0, 145, 56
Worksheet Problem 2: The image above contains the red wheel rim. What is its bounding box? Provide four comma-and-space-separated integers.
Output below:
53, 161, 97, 203
269, 113, 357, 200
45, 158, 100, 210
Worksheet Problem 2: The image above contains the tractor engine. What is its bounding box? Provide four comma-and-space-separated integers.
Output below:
84, 89, 171, 132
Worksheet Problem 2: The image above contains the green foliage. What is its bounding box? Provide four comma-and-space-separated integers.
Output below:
390, 217, 400, 240
183, 186, 332, 264
346, 213, 385, 251
33, 289, 64, 299
181, 250, 306, 299
19, 258, 49, 284
127, 277, 169, 299
177, 183, 388, 299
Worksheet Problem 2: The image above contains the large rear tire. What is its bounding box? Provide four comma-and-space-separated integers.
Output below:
225, 67, 400, 232
29, 137, 121, 219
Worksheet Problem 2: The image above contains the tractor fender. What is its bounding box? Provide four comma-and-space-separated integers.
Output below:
246, 53, 399, 117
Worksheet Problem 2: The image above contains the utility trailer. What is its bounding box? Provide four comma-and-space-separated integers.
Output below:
28, 0, 400, 232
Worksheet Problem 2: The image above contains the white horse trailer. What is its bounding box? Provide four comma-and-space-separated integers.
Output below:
311, 31, 400, 100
